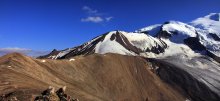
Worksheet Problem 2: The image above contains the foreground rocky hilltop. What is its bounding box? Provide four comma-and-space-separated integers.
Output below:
1, 53, 180, 101
0, 53, 220, 101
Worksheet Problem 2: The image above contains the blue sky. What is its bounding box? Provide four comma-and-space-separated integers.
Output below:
0, 0, 220, 54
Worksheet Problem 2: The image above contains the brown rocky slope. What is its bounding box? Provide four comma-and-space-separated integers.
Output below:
0, 53, 187, 101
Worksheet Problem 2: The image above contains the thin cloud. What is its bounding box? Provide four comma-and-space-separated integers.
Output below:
81, 6, 113, 23
105, 16, 113, 22
82, 6, 98, 14
0, 47, 31, 53
0, 47, 49, 57
81, 16, 104, 23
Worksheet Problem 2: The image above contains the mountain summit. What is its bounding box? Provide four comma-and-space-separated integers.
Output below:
41, 13, 220, 62
191, 13, 220, 33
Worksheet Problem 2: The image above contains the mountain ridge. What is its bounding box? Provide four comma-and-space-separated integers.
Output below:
2, 52, 220, 101
0, 53, 189, 101
40, 13, 220, 63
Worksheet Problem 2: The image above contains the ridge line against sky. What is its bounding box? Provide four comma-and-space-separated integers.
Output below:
0, 0, 220, 56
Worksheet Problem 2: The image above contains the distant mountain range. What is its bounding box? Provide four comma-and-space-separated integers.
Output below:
40, 13, 220, 62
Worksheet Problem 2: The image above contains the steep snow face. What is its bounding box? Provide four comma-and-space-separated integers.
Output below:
196, 29, 220, 57
120, 31, 166, 52
94, 31, 137, 55
95, 31, 167, 57
137, 21, 197, 43
191, 13, 220, 57
157, 39, 200, 58
191, 13, 220, 33
137, 19, 220, 59
160, 21, 197, 43
136, 21, 199, 58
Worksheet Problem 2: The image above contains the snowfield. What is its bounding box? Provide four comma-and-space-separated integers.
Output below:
191, 13, 220, 57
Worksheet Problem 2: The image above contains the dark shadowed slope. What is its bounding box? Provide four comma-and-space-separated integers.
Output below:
0, 53, 186, 101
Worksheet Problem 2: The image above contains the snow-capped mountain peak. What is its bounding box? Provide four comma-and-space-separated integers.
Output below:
189, 13, 220, 58
135, 24, 162, 36
191, 13, 220, 33
160, 21, 197, 43
40, 13, 220, 63
137, 21, 197, 43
